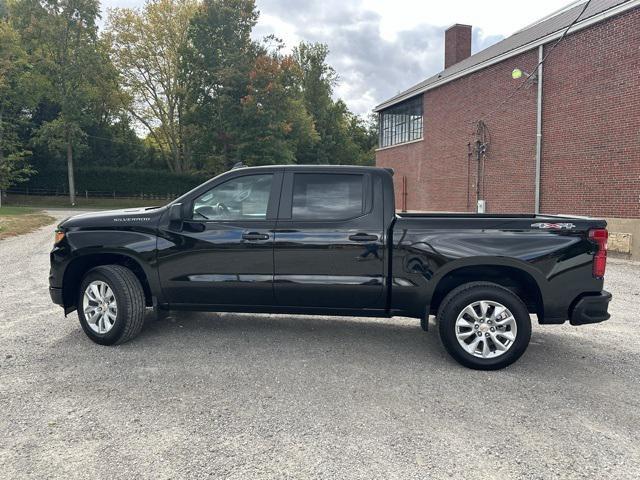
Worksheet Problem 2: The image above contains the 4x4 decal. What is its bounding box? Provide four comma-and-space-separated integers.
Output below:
531, 222, 576, 230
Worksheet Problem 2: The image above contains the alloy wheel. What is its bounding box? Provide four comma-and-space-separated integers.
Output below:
82, 280, 118, 334
455, 300, 517, 358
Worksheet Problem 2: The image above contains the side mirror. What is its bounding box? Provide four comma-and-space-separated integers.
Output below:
168, 203, 183, 230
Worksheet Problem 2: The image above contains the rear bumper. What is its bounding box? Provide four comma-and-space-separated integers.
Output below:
570, 291, 612, 325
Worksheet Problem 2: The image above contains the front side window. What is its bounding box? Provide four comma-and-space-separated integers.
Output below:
292, 173, 364, 220
378, 95, 423, 148
193, 174, 273, 221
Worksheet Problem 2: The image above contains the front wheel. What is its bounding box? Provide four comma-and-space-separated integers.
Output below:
77, 265, 146, 345
437, 282, 532, 370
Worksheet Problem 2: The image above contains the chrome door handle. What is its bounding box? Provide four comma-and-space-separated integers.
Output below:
242, 232, 270, 241
349, 233, 378, 242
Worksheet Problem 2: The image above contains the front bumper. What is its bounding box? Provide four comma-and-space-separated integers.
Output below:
49, 286, 64, 306
570, 291, 612, 325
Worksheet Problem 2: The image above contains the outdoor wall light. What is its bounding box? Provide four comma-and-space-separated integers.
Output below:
511, 68, 537, 82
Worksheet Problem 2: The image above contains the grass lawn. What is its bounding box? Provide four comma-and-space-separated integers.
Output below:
0, 206, 56, 240
0, 206, 37, 215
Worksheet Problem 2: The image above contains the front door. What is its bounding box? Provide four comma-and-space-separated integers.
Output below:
273, 171, 386, 310
157, 171, 282, 306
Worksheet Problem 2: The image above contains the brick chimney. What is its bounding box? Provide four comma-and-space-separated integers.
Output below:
444, 24, 472, 69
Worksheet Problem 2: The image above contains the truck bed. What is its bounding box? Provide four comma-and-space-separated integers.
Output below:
394, 212, 606, 231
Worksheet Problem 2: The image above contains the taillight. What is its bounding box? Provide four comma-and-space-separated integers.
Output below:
589, 228, 608, 278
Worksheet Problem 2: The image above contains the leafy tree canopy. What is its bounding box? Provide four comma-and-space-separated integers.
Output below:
2, 0, 377, 204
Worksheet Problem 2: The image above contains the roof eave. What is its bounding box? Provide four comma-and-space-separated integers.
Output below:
373, 0, 640, 112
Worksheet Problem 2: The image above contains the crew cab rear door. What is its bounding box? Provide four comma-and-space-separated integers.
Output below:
273, 170, 386, 310
157, 170, 282, 306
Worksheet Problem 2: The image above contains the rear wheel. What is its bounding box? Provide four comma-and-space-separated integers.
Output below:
437, 282, 531, 370
77, 265, 146, 345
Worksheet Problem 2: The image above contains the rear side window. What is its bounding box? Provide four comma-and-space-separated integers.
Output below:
292, 173, 364, 220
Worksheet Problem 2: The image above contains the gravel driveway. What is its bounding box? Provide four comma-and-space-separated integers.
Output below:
1, 210, 639, 479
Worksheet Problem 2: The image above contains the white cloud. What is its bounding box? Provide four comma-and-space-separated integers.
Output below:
366, 0, 572, 41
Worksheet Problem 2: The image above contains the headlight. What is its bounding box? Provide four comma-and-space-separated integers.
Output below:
54, 230, 65, 244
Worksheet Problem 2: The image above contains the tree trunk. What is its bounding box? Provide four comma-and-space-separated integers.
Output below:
66, 133, 76, 206
0, 107, 4, 209
0, 106, 4, 162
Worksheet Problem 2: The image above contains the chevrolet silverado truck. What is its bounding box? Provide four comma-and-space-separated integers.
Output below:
49, 165, 611, 369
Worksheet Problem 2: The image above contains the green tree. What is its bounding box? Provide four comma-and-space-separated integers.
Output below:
186, 0, 260, 171
106, 0, 199, 173
292, 42, 377, 166
344, 112, 378, 166
236, 49, 317, 165
80, 41, 152, 169
10, 0, 105, 205
3, 0, 377, 203
0, 17, 35, 206
187, 1, 319, 173
293, 42, 338, 165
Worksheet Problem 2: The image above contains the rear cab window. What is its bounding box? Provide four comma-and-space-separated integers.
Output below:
290, 173, 365, 221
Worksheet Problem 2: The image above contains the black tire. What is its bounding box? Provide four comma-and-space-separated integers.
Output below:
437, 282, 531, 370
77, 265, 146, 345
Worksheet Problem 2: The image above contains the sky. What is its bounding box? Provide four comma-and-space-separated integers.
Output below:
100, 0, 576, 115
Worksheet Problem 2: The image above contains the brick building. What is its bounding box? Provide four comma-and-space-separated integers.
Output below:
375, 0, 640, 258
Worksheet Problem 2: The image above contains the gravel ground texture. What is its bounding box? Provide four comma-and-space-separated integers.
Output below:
1, 210, 639, 479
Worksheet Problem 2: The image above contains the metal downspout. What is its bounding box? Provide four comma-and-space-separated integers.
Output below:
535, 45, 543, 214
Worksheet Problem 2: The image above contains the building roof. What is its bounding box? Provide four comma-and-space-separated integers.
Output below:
374, 0, 638, 111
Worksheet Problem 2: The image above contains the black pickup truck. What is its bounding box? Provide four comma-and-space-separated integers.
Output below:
49, 165, 611, 369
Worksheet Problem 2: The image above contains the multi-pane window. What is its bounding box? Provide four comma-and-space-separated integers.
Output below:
378, 95, 423, 148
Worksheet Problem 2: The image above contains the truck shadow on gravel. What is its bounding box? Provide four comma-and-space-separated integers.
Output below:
141, 311, 444, 363
54, 310, 621, 375
83, 310, 618, 373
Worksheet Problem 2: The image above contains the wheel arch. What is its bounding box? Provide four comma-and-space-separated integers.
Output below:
428, 259, 546, 321
62, 252, 154, 310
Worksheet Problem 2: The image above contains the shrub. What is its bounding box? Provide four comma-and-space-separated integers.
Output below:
22, 167, 209, 196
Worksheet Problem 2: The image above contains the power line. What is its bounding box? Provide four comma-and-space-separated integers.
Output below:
515, 0, 587, 33
474, 0, 592, 124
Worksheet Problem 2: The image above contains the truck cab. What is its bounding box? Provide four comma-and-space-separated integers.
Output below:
158, 165, 391, 314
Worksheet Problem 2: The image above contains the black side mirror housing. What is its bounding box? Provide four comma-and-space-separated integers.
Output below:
168, 203, 183, 230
